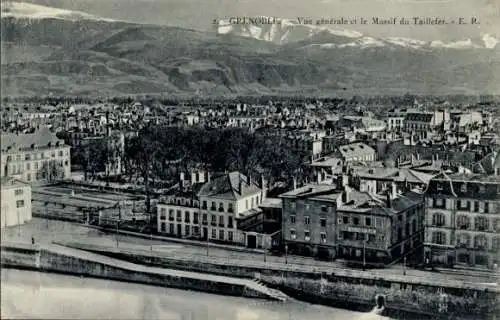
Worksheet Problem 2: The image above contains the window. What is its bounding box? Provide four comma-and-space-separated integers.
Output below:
64, 160, 69, 166
321, 205, 328, 213
218, 203, 224, 212
228, 216, 233, 228
16, 200, 24, 208
493, 219, 500, 232
246, 199, 249, 209
304, 230, 310, 241
457, 215, 470, 230
432, 213, 445, 227
474, 235, 487, 250
161, 223, 166, 232
59, 150, 63, 157
492, 237, 500, 250
376, 218, 383, 228
251, 198, 254, 208
160, 208, 166, 220
228, 231, 234, 241
219, 215, 225, 227
320, 218, 327, 227
290, 215, 296, 224
176, 210, 182, 222
14, 189, 24, 196
212, 229, 217, 239
185, 211, 190, 223
27, 173, 31, 181
193, 212, 199, 224
26, 163, 30, 170
479, 184, 486, 194
320, 232, 327, 243
290, 201, 296, 209
475, 216, 489, 231
460, 183, 467, 192
353, 217, 360, 225
485, 202, 489, 214
457, 233, 470, 248
168, 210, 174, 221
185, 225, 190, 235
290, 229, 296, 240
211, 215, 217, 226
434, 198, 444, 208
432, 231, 446, 245
256, 196, 259, 205
35, 162, 39, 170
304, 216, 310, 225
365, 217, 372, 226
202, 201, 207, 209
219, 230, 224, 240
228, 203, 234, 213
202, 214, 208, 224
169, 224, 174, 234
343, 216, 349, 224
474, 201, 479, 212
437, 183, 443, 191
211, 202, 216, 210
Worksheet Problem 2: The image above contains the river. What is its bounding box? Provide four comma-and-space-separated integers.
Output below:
1, 269, 389, 320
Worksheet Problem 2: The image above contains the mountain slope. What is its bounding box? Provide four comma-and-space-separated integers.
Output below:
1, 6, 499, 96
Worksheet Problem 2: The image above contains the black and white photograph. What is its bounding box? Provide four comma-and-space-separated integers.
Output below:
1, 0, 499, 319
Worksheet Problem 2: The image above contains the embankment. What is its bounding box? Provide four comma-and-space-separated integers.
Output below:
62, 241, 499, 319
0, 242, 286, 302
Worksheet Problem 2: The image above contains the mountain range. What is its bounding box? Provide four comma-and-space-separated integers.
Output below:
1, 1, 499, 97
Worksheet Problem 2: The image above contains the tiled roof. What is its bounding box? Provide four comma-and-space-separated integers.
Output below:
197, 171, 261, 200
279, 184, 338, 199
1, 127, 65, 153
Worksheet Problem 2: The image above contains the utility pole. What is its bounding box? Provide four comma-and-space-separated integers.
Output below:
403, 256, 407, 276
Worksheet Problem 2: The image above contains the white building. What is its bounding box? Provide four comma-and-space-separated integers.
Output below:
197, 172, 265, 245
0, 127, 71, 184
1, 178, 32, 228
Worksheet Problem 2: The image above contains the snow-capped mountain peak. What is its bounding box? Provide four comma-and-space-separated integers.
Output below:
1, 1, 115, 22
216, 17, 498, 50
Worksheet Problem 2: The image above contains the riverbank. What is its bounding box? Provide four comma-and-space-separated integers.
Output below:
0, 242, 287, 302
60, 240, 499, 319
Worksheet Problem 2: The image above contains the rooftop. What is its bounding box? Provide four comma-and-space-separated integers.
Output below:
197, 171, 261, 200
1, 127, 66, 153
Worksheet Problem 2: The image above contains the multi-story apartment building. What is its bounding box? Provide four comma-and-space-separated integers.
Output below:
280, 178, 426, 265
280, 184, 340, 259
158, 172, 265, 245
337, 184, 425, 266
157, 191, 202, 239
336, 142, 376, 162
197, 172, 264, 245
0, 127, 71, 184
1, 178, 32, 228
424, 172, 500, 269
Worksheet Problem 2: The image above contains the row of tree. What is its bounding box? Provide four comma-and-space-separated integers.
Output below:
77, 125, 307, 190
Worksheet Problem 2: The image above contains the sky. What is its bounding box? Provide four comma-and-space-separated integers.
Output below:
14, 0, 500, 40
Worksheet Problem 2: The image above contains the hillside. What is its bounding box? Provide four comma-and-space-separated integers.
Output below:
1, 3, 499, 97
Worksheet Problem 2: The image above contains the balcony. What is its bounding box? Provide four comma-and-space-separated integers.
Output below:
218, 223, 225, 227
211, 222, 217, 226
202, 221, 208, 225
169, 217, 174, 221
185, 219, 190, 224
210, 206, 216, 211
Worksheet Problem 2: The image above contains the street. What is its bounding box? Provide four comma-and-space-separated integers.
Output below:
2, 218, 498, 287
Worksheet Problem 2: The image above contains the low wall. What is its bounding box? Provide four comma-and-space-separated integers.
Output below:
64, 242, 499, 319
0, 244, 275, 301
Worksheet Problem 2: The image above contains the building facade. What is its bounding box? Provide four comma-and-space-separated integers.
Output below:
0, 127, 71, 184
424, 172, 500, 269
280, 184, 340, 259
1, 178, 32, 228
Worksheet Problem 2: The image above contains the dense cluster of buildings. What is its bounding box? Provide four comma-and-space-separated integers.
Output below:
1, 98, 499, 270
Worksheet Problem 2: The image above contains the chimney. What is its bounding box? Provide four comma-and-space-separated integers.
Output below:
391, 181, 397, 199
293, 177, 297, 190
206, 171, 211, 182
317, 172, 322, 184
386, 190, 392, 208
261, 174, 267, 199
411, 154, 415, 166
106, 111, 111, 136
179, 172, 185, 189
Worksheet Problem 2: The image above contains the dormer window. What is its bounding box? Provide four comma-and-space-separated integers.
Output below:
436, 183, 443, 191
